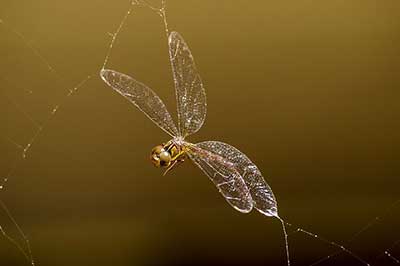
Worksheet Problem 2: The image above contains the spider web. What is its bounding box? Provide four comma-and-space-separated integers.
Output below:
0, 10, 92, 265
0, 1, 399, 266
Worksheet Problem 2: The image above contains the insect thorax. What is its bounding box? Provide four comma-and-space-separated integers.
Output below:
150, 139, 185, 168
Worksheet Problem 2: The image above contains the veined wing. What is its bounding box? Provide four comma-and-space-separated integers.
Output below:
100, 69, 179, 137
168, 31, 206, 138
188, 141, 278, 217
185, 142, 253, 213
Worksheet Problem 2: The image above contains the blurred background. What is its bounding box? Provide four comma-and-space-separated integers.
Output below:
0, 0, 399, 265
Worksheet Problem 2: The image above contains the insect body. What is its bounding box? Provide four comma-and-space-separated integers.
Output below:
100, 30, 278, 218
150, 138, 186, 175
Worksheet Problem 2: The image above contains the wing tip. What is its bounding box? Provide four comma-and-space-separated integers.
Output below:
234, 206, 253, 214
169, 30, 178, 37
99, 68, 109, 82
256, 207, 278, 217
100, 68, 120, 86
100, 68, 111, 77
168, 31, 182, 42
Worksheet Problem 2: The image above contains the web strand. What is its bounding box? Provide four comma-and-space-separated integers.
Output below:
277, 216, 291, 266
376, 236, 400, 264
279, 218, 371, 266
0, 200, 35, 266
1, 72, 92, 263
0, 19, 60, 80
1, 16, 92, 266
1, 89, 41, 129
384, 251, 400, 264
100, 0, 171, 71
305, 199, 400, 266
101, 1, 138, 70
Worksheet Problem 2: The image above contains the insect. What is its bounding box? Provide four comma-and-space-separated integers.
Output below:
100, 30, 278, 218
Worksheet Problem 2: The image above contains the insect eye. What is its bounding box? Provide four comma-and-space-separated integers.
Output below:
150, 154, 160, 167
159, 151, 171, 167
150, 145, 164, 168
151, 145, 164, 155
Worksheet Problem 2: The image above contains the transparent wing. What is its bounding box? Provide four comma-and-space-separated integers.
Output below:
188, 141, 278, 217
185, 142, 253, 213
100, 69, 179, 137
168, 31, 206, 138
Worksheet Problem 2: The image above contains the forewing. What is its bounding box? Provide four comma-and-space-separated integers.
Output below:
100, 69, 179, 137
168, 31, 206, 138
193, 141, 278, 217
186, 143, 253, 213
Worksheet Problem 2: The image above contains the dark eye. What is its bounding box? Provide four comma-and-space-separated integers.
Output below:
151, 145, 164, 155
159, 151, 171, 167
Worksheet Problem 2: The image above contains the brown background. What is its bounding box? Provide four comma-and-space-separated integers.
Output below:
0, 0, 399, 265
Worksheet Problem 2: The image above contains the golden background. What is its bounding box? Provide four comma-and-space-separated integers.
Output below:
0, 0, 399, 265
